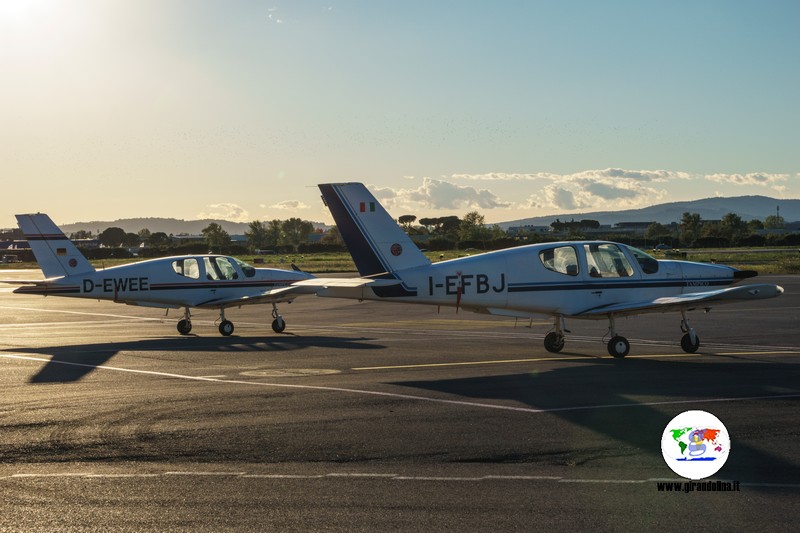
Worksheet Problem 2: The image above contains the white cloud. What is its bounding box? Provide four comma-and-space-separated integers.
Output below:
368, 168, 795, 217
451, 168, 692, 183
543, 185, 583, 210
371, 177, 511, 211
705, 172, 788, 190
196, 203, 250, 222
270, 200, 309, 210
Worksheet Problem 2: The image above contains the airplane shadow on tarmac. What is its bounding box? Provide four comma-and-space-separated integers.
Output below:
394, 356, 800, 485
3, 335, 384, 384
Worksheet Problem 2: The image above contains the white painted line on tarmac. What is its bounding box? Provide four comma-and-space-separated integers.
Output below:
2, 470, 798, 489
354, 350, 800, 370
0, 305, 164, 322
165, 471, 246, 476
2, 352, 799, 416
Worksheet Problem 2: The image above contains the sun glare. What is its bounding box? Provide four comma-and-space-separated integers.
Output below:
0, 0, 58, 26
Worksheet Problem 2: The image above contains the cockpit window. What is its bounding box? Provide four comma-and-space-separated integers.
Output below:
234, 258, 256, 278
215, 257, 239, 280
627, 246, 660, 274
584, 243, 634, 278
172, 258, 200, 279
539, 246, 579, 276
202, 256, 238, 280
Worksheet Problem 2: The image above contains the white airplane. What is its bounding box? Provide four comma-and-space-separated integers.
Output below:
3, 213, 384, 336
317, 182, 784, 357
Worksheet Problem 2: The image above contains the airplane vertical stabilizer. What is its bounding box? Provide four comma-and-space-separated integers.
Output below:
319, 183, 431, 276
16, 214, 95, 278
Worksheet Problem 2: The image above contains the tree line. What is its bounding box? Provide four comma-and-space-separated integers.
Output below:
63, 210, 796, 260
68, 218, 324, 258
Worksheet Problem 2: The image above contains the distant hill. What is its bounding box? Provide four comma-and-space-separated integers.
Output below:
497, 195, 800, 229
59, 217, 328, 236
50, 195, 800, 235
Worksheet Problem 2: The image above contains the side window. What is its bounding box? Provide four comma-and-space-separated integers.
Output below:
172, 258, 200, 279
539, 246, 579, 276
584, 244, 634, 278
203, 257, 221, 280
215, 257, 239, 280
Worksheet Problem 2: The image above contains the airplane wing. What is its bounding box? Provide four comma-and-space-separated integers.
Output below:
573, 283, 784, 318
195, 277, 401, 308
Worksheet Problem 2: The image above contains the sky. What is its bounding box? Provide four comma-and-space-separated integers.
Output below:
2, 0, 799, 229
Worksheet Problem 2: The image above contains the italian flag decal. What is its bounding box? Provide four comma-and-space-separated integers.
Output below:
359, 202, 375, 213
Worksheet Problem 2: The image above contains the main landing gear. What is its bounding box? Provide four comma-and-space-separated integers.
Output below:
218, 308, 235, 337
606, 315, 630, 358
544, 316, 567, 354
174, 304, 288, 336
177, 307, 192, 335
271, 303, 286, 333
680, 310, 700, 353
541, 311, 702, 358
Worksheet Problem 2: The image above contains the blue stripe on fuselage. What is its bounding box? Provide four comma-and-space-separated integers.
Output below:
507, 278, 732, 293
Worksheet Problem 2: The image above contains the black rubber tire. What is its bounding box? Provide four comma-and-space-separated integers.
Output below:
681, 332, 700, 353
544, 332, 565, 353
177, 319, 192, 335
219, 320, 234, 336
607, 336, 630, 358
272, 317, 286, 333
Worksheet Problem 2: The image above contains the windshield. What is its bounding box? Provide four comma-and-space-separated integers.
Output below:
625, 245, 659, 274
233, 258, 256, 278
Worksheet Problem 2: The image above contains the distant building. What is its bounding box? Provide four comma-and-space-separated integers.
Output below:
507, 225, 552, 236
611, 222, 656, 234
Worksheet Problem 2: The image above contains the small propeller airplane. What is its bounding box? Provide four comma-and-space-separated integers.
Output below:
317, 182, 784, 357
3, 213, 387, 336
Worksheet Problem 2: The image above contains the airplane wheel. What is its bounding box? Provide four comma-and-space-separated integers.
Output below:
177, 319, 192, 335
272, 317, 286, 333
607, 336, 630, 358
219, 320, 234, 336
544, 332, 565, 353
681, 332, 700, 353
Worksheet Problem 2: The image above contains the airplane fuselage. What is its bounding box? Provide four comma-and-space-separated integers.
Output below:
15, 255, 313, 309
320, 242, 747, 318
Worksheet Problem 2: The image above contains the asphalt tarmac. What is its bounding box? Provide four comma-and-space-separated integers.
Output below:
1, 272, 798, 531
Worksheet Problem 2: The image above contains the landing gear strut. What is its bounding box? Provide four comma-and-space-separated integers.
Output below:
680, 311, 700, 353
218, 308, 234, 336
177, 307, 192, 335
606, 315, 630, 358
271, 303, 286, 333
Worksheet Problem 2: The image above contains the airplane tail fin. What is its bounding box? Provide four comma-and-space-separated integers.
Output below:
318, 183, 431, 276
16, 214, 95, 278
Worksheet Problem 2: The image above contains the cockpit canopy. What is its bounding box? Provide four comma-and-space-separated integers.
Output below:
537, 243, 659, 277
171, 256, 257, 280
